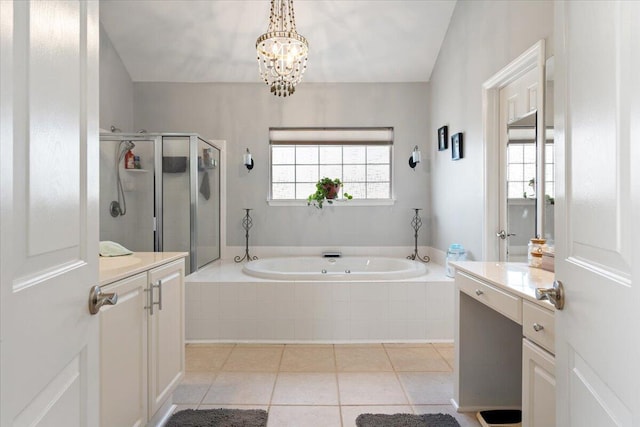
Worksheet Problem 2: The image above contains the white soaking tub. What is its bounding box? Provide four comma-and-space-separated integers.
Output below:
242, 256, 428, 281
185, 257, 454, 343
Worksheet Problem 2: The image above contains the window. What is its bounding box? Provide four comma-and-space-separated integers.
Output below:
506, 141, 554, 200
269, 127, 393, 204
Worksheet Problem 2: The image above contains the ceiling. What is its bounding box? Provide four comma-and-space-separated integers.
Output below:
100, 0, 456, 84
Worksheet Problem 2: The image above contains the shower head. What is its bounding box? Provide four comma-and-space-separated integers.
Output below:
123, 140, 135, 151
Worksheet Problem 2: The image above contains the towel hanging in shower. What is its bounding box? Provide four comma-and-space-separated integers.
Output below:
199, 171, 210, 200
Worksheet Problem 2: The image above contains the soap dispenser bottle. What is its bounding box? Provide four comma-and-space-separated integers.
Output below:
124, 149, 135, 169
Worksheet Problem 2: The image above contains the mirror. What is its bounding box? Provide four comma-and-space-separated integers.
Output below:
506, 111, 538, 261
504, 57, 555, 261
544, 56, 555, 244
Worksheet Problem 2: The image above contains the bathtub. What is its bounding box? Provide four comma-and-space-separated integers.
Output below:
185, 256, 454, 343
242, 256, 428, 281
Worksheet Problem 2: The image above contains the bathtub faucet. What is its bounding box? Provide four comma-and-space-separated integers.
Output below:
322, 251, 342, 258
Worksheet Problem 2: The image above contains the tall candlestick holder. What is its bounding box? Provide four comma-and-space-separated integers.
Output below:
407, 208, 430, 263
234, 208, 258, 263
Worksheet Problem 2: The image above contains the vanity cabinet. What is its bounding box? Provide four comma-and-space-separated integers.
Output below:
148, 261, 185, 418
522, 301, 555, 427
99, 255, 185, 427
100, 272, 148, 427
453, 263, 556, 427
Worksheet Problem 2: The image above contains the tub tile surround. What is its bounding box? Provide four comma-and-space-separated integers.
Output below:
175, 343, 481, 427
185, 250, 453, 343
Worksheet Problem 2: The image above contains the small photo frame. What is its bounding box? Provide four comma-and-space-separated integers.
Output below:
451, 132, 463, 160
438, 126, 448, 151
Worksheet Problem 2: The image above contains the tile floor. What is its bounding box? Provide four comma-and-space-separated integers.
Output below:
174, 343, 480, 427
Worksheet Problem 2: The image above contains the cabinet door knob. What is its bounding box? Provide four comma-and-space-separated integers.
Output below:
475, 289, 484, 296
533, 323, 544, 332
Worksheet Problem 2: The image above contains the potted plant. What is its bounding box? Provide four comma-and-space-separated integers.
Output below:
307, 177, 352, 208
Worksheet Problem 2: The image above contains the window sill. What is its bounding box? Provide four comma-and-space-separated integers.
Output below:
267, 198, 396, 207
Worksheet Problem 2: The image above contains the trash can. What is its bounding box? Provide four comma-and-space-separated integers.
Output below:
476, 410, 522, 427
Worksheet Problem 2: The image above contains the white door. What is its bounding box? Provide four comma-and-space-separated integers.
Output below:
0, 1, 100, 425
555, 1, 639, 426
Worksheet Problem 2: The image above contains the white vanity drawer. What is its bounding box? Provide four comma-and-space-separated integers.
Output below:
523, 300, 555, 354
457, 271, 522, 324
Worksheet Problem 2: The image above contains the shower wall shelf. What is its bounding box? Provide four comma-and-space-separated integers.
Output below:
125, 169, 149, 173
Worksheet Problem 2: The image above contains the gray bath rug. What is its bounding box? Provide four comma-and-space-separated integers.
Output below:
166, 408, 268, 427
356, 412, 460, 427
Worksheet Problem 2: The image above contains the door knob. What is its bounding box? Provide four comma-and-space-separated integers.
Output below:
535, 280, 564, 310
497, 230, 516, 240
88, 285, 118, 315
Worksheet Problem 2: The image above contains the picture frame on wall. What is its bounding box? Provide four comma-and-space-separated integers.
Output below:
438, 126, 448, 151
451, 132, 463, 160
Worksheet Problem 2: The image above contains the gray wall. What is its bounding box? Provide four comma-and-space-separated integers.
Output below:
428, 0, 554, 260
133, 82, 430, 247
99, 24, 133, 132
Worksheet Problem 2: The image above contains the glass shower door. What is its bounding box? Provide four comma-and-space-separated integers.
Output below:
162, 136, 191, 270
196, 139, 220, 269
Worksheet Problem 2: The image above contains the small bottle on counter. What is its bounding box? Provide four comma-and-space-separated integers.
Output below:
445, 243, 466, 278
528, 238, 546, 268
134, 155, 141, 169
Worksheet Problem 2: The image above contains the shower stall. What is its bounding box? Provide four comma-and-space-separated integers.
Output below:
100, 132, 223, 274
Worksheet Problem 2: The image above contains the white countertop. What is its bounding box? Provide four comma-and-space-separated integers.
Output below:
451, 261, 555, 309
99, 252, 188, 286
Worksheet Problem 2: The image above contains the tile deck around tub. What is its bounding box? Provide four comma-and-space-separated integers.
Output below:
175, 342, 481, 427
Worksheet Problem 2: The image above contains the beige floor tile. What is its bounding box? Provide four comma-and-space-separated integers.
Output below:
398, 372, 453, 405
279, 345, 336, 372
271, 373, 339, 405
180, 371, 217, 384
338, 373, 409, 405
222, 346, 284, 372
201, 372, 277, 405
413, 405, 482, 427
267, 405, 341, 427
435, 346, 455, 369
185, 344, 234, 372
386, 346, 451, 372
383, 343, 434, 348
173, 383, 211, 404
335, 345, 393, 372
340, 405, 415, 427
432, 342, 454, 349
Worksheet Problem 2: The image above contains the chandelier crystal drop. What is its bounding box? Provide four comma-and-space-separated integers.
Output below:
256, 0, 308, 97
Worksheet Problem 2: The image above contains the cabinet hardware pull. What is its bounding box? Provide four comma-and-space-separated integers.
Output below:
151, 280, 163, 311
533, 323, 544, 332
475, 289, 484, 296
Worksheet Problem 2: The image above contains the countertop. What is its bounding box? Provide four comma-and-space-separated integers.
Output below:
451, 261, 555, 309
99, 252, 188, 286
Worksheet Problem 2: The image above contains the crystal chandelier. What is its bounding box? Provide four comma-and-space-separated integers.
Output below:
256, 0, 309, 97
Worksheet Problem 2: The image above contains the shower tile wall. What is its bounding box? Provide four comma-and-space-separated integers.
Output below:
99, 139, 155, 251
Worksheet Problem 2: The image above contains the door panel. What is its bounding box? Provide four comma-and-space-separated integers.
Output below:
555, 1, 639, 426
0, 1, 99, 425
